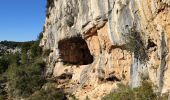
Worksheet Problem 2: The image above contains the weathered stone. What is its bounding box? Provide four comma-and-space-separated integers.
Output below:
41, 0, 170, 99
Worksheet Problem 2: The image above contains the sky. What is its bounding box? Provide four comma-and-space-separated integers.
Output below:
0, 0, 46, 42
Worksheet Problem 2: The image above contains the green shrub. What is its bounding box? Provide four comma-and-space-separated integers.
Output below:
102, 84, 134, 100
0, 57, 9, 74
125, 27, 148, 63
102, 81, 168, 100
30, 33, 43, 59
133, 81, 157, 100
28, 87, 66, 100
158, 93, 169, 100
46, 0, 55, 18
6, 60, 46, 98
30, 42, 42, 59
0, 40, 34, 49
46, 0, 55, 9
43, 49, 51, 57
0, 53, 20, 75
21, 49, 28, 65
37, 32, 43, 42
0, 33, 48, 99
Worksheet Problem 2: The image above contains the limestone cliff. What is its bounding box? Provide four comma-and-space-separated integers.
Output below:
40, 0, 170, 99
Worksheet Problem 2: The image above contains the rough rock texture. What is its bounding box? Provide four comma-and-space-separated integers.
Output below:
41, 0, 170, 99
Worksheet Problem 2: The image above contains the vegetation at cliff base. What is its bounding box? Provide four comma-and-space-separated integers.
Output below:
0, 34, 45, 99
102, 81, 168, 100
0, 33, 65, 100
28, 86, 66, 100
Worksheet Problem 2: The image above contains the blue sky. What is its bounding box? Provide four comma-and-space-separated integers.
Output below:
0, 0, 46, 42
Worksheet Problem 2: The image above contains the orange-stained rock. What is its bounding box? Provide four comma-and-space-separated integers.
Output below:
41, 0, 170, 99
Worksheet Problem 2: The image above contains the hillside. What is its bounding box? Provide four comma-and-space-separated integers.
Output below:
1, 0, 170, 100
0, 41, 35, 56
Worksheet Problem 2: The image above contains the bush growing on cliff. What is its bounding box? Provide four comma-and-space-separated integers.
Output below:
102, 83, 134, 100
30, 42, 42, 59
43, 49, 51, 57
46, 0, 55, 18
28, 86, 66, 100
46, 0, 54, 8
124, 27, 148, 63
102, 81, 168, 100
30, 32, 43, 59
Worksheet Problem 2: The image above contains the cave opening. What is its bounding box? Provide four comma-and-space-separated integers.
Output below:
58, 37, 93, 65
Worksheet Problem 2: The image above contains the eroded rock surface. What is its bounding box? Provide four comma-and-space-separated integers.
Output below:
41, 0, 170, 99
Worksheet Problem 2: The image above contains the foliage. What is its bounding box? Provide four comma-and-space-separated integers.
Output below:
19, 41, 35, 64
46, 0, 55, 17
125, 27, 148, 63
158, 93, 169, 100
28, 86, 66, 100
0, 78, 7, 100
0, 74, 7, 100
102, 84, 134, 100
0, 40, 35, 49
69, 94, 79, 100
102, 81, 168, 100
133, 81, 157, 100
0, 33, 50, 98
20, 33, 43, 64
37, 32, 43, 42
0, 57, 9, 74
0, 53, 20, 76
0, 33, 67, 99
21, 50, 28, 64
6, 60, 46, 97
30, 32, 43, 59
30, 41, 42, 59
46, 0, 54, 9
43, 49, 51, 57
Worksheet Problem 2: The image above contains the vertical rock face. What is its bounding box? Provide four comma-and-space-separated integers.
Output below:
41, 0, 170, 99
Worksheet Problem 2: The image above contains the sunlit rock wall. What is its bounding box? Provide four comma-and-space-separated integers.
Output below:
41, 0, 170, 99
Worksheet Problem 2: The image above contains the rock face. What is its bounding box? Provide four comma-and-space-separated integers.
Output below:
41, 0, 170, 99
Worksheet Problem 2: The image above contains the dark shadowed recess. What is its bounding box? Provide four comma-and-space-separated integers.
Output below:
58, 36, 93, 65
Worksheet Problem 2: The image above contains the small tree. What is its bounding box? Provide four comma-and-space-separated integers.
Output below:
30, 42, 42, 59
28, 86, 66, 100
124, 27, 148, 64
102, 81, 168, 100
7, 61, 46, 98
